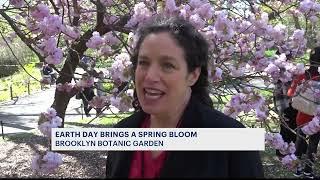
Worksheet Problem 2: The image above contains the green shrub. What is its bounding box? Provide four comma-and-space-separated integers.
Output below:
0, 39, 35, 78
0, 62, 42, 102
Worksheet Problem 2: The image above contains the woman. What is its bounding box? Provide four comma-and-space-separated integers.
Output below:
106, 15, 264, 178
288, 47, 320, 179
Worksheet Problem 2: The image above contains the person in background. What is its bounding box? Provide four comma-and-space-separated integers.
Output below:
96, 71, 105, 97
95, 71, 105, 116
273, 51, 299, 158
78, 86, 95, 117
42, 63, 56, 84
288, 47, 320, 179
42, 63, 53, 76
106, 14, 264, 178
80, 55, 96, 72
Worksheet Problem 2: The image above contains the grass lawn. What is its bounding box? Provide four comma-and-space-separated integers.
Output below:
0, 63, 42, 102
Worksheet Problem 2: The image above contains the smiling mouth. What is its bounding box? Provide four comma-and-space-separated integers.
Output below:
143, 88, 165, 100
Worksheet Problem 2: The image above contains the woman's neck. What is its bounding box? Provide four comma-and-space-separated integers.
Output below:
149, 89, 191, 128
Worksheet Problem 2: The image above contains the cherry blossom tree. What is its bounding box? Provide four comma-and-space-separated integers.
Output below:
1, 0, 320, 174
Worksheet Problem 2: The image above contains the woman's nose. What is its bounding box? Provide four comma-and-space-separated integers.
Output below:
144, 65, 160, 83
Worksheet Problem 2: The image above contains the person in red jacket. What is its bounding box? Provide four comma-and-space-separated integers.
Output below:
288, 47, 320, 178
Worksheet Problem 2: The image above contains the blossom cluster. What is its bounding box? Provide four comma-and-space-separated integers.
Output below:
109, 53, 132, 83
56, 82, 74, 93
223, 87, 268, 121
110, 89, 134, 112
33, 108, 63, 174
264, 53, 305, 83
86, 31, 121, 56
298, 0, 320, 23
31, 151, 63, 174
38, 108, 62, 137
301, 107, 320, 135
265, 133, 297, 169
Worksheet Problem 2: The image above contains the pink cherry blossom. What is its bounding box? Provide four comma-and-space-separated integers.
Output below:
264, 63, 280, 78
299, 0, 314, 13
302, 116, 320, 135
281, 154, 297, 169
255, 108, 267, 122
270, 24, 287, 43
109, 53, 132, 82
211, 67, 222, 81
86, 31, 104, 49
189, 0, 203, 8
293, 63, 305, 75
229, 65, 245, 77
125, 2, 153, 28
110, 95, 132, 112
39, 15, 62, 37
26, 18, 40, 33
195, 3, 214, 19
189, 14, 206, 29
165, 0, 178, 14
39, 37, 63, 65
179, 4, 191, 19
57, 83, 73, 93
288, 142, 296, 154
31, 4, 50, 21
45, 48, 63, 65
31, 152, 63, 174
9, 0, 25, 8
265, 133, 273, 143
309, 15, 318, 23
62, 25, 81, 41
272, 133, 285, 149
38, 121, 53, 137
100, 46, 113, 56
104, 32, 121, 46
51, 116, 62, 127
89, 96, 108, 109
45, 108, 57, 119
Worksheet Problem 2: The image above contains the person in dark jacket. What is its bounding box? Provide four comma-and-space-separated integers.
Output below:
106, 14, 264, 178
42, 63, 53, 75
77, 87, 95, 117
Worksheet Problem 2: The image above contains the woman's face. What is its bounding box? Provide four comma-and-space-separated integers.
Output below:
135, 32, 200, 116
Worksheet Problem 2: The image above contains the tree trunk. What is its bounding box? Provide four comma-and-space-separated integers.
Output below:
52, 49, 82, 128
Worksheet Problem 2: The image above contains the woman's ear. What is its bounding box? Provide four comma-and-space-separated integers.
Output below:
187, 67, 201, 86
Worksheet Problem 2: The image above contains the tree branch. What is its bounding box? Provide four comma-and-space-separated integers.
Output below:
49, 0, 60, 15
96, 0, 106, 28
72, 0, 80, 26
0, 10, 44, 62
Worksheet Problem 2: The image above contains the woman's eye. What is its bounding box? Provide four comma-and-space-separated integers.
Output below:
162, 63, 175, 71
138, 60, 148, 66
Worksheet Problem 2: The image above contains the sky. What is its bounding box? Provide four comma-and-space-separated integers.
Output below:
0, 0, 7, 6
